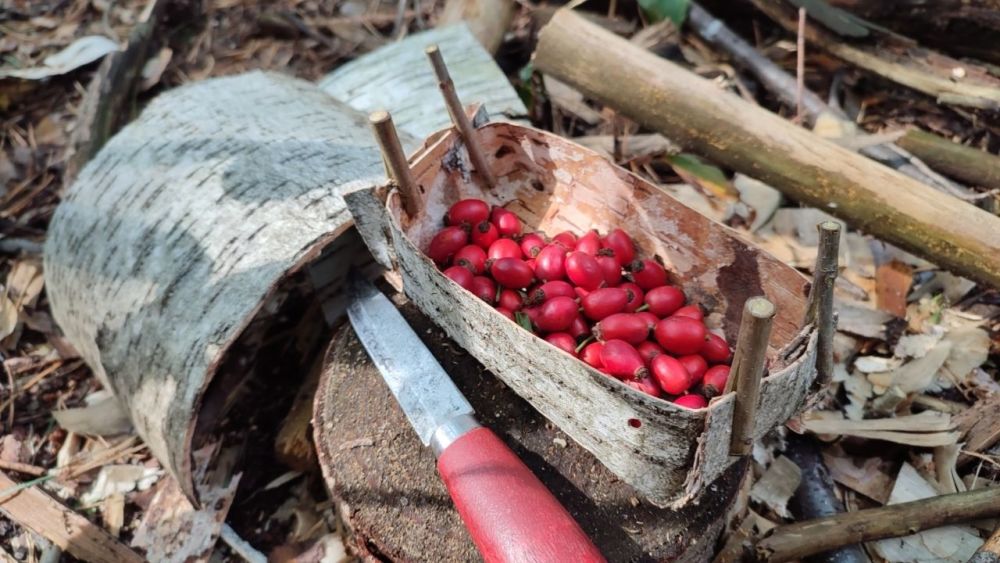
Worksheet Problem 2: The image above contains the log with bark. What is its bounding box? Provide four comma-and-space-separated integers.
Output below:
44, 24, 526, 503
533, 10, 1000, 288
314, 300, 747, 562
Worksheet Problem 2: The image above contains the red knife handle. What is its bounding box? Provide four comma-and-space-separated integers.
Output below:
437, 427, 606, 563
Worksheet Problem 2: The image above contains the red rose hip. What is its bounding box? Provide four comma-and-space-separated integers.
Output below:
629, 258, 668, 290
678, 354, 708, 382
443, 265, 474, 290
446, 199, 490, 226
600, 340, 649, 380
620, 283, 644, 313
581, 287, 629, 321
566, 252, 604, 290
471, 220, 499, 250
567, 315, 590, 340
536, 296, 579, 332
491, 207, 522, 236
576, 230, 602, 256
636, 341, 665, 366
701, 333, 732, 364
496, 307, 515, 321
487, 238, 522, 261
545, 332, 577, 356
552, 231, 578, 249
491, 258, 534, 289
580, 341, 605, 369
454, 245, 487, 274
671, 304, 704, 321
626, 376, 663, 398
534, 244, 567, 281
596, 253, 623, 286
651, 355, 692, 395
674, 394, 708, 409
520, 233, 546, 258
593, 313, 649, 344
602, 228, 636, 264
527, 280, 575, 305
702, 365, 731, 398
644, 286, 685, 317
428, 226, 468, 264
655, 316, 708, 355
497, 289, 523, 311
469, 276, 496, 303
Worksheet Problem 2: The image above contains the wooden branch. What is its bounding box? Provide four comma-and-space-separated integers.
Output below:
0, 471, 142, 562
729, 297, 775, 456
896, 128, 1000, 191
534, 10, 1000, 288
438, 0, 514, 54
370, 111, 420, 218
806, 222, 840, 385
426, 45, 497, 188
749, 0, 1000, 109
687, 2, 976, 197
970, 526, 1000, 563
756, 486, 1000, 562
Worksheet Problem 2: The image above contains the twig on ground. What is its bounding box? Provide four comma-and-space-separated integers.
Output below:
795, 7, 805, 124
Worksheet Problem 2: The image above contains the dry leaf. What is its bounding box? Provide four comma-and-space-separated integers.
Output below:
7, 260, 44, 309
855, 355, 902, 374
934, 444, 965, 494
822, 449, 894, 503
0, 36, 119, 79
81, 465, 162, 505
876, 260, 913, 317
868, 340, 952, 393
733, 174, 781, 232
749, 456, 801, 519
836, 300, 892, 339
941, 327, 990, 382
894, 328, 946, 359
53, 392, 133, 436
0, 292, 18, 342
870, 463, 982, 562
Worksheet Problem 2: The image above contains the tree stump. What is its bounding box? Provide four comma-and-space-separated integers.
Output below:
314, 297, 744, 562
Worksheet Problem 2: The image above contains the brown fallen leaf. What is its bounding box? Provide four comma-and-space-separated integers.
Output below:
876, 260, 913, 317
822, 447, 895, 504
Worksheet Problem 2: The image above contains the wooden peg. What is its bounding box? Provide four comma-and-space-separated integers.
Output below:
369, 111, 420, 218
729, 297, 776, 457
425, 44, 497, 188
805, 221, 841, 385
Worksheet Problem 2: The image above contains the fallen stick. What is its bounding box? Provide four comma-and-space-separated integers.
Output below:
895, 128, 1000, 191
755, 486, 1000, 562
534, 10, 1000, 288
686, 2, 978, 198
970, 526, 1000, 563
0, 470, 143, 562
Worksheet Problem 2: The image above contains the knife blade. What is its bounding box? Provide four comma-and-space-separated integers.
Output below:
346, 273, 605, 563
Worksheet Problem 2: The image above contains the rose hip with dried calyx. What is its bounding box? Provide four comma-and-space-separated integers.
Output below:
487, 238, 522, 261
655, 316, 708, 355
534, 244, 568, 281
471, 220, 499, 250
443, 265, 474, 290
428, 226, 469, 264
644, 286, 685, 318
701, 333, 732, 364
600, 340, 649, 380
491, 258, 534, 289
497, 289, 523, 311
678, 354, 708, 382
566, 252, 604, 290
491, 207, 522, 236
520, 233, 546, 258
651, 355, 692, 395
593, 313, 649, 345
447, 199, 490, 227
629, 258, 668, 290
454, 245, 487, 274
545, 333, 577, 356
581, 287, 629, 321
602, 228, 636, 264
536, 296, 579, 332
702, 365, 730, 398
527, 280, 575, 305
580, 341, 605, 369
469, 276, 496, 303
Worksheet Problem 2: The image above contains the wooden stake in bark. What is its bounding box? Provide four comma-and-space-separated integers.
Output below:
806, 221, 840, 385
756, 486, 1000, 562
425, 44, 497, 189
369, 111, 420, 218
534, 10, 1000, 288
729, 297, 776, 456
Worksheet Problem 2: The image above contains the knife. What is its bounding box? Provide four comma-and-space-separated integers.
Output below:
346, 274, 605, 563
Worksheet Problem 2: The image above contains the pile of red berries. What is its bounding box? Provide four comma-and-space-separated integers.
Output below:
427, 198, 732, 409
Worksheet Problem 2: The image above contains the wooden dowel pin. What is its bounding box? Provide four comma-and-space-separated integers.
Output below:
369, 111, 420, 218
728, 297, 775, 457
805, 221, 841, 385
425, 44, 497, 189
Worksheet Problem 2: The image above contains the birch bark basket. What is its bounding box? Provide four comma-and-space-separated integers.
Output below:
345, 120, 819, 507
43, 22, 526, 501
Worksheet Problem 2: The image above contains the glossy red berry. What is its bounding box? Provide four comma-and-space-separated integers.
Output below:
596, 253, 623, 286
487, 238, 522, 261
443, 265, 474, 290
428, 226, 469, 264
636, 311, 659, 334
581, 288, 629, 321
651, 355, 692, 395
491, 258, 534, 289
567, 315, 590, 340
497, 289, 523, 311
602, 228, 636, 264
574, 286, 591, 299
576, 230, 602, 256
454, 245, 487, 274
626, 376, 663, 398
545, 332, 577, 356
446, 199, 490, 226
471, 220, 499, 250
644, 286, 685, 318
655, 316, 708, 355
496, 307, 515, 321
534, 244, 567, 281
702, 365, 730, 398
678, 354, 708, 382
527, 280, 576, 305
636, 341, 665, 366
491, 207, 522, 236
600, 340, 649, 380
620, 283, 644, 313
469, 276, 496, 303
520, 233, 546, 258
629, 258, 668, 290
536, 296, 579, 332
580, 342, 605, 370
671, 304, 704, 321
552, 231, 578, 249
701, 333, 732, 364
566, 252, 604, 290
593, 313, 649, 344
674, 394, 708, 409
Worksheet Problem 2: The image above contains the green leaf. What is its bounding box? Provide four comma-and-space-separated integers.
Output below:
665, 153, 739, 200
514, 311, 534, 332
637, 0, 690, 25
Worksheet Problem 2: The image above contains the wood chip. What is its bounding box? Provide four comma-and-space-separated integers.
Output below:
876, 260, 914, 317
52, 392, 132, 436
0, 470, 142, 562
955, 394, 1000, 466
822, 449, 894, 504
868, 340, 952, 393
836, 300, 892, 339
750, 456, 801, 519
802, 411, 959, 446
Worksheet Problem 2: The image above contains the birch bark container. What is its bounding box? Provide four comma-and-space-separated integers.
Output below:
346, 121, 819, 508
